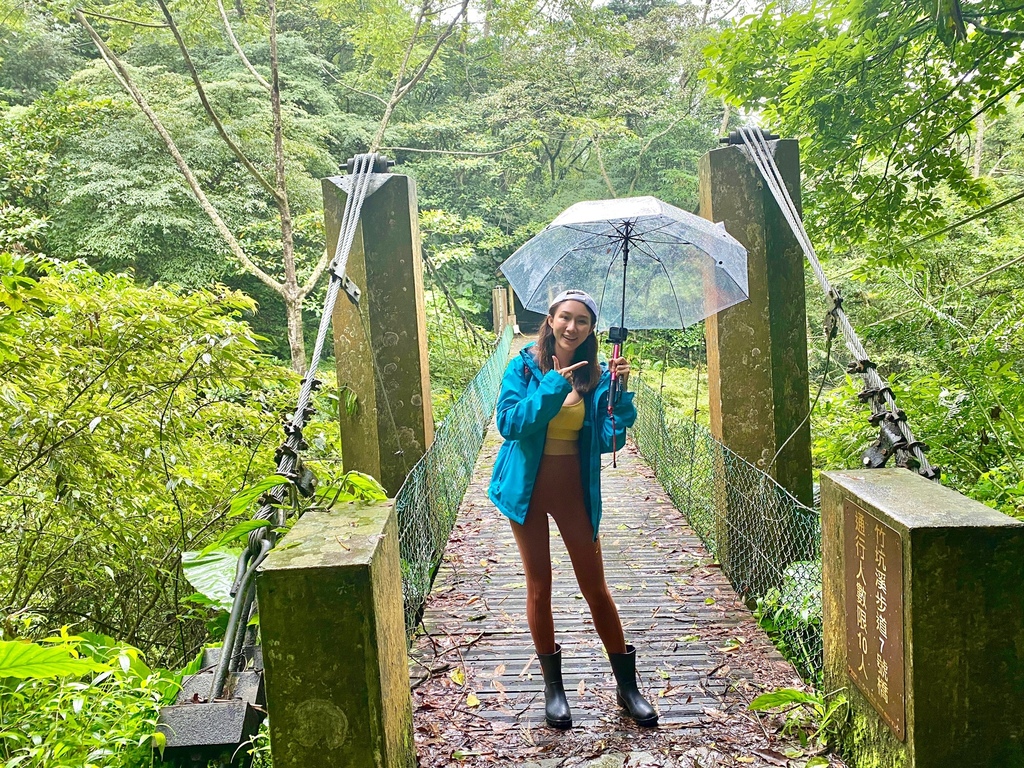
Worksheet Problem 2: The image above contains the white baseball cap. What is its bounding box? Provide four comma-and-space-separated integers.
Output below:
549, 289, 598, 321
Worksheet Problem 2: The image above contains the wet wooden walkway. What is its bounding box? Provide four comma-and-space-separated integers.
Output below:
410, 417, 843, 767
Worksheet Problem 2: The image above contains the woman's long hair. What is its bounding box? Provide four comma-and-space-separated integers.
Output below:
532, 301, 601, 393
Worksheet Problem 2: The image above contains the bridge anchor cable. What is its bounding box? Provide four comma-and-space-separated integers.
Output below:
207, 152, 389, 701
734, 127, 938, 482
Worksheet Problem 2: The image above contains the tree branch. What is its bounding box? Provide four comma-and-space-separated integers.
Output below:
629, 115, 686, 195
369, 0, 469, 152
154, 0, 283, 205
369, 3, 426, 153
302, 248, 335, 295
75, 10, 281, 293
824, 68, 1024, 232
967, 3, 1024, 17
395, 0, 469, 102
966, 20, 1024, 39
217, 0, 271, 91
320, 62, 388, 106
77, 9, 167, 28
592, 137, 618, 198
268, 0, 296, 290
379, 142, 530, 156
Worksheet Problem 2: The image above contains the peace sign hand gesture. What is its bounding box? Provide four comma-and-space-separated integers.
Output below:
553, 357, 588, 384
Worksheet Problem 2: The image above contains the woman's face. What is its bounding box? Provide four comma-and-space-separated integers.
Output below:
548, 300, 594, 355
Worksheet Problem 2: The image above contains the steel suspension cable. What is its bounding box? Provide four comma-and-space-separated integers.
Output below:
737, 127, 936, 480
208, 152, 383, 700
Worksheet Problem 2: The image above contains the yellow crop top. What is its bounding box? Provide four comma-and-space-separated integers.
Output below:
544, 399, 584, 454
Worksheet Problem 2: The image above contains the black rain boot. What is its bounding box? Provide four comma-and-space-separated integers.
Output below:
609, 644, 658, 727
537, 644, 572, 729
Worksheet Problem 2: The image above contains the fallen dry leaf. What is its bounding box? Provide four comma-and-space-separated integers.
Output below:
751, 747, 790, 766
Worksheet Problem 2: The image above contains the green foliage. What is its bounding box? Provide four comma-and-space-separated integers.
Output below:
182, 469, 386, 612
754, 561, 823, 687
705, 0, 1024, 524
424, 291, 495, 424
38, 49, 334, 282
0, 622, 171, 767
748, 685, 848, 754
0, 87, 115, 217
627, 327, 707, 368
806, 174, 1024, 518
633, 364, 710, 427
389, 3, 726, 317
0, 11, 87, 105
181, 549, 241, 612
628, 329, 711, 427
320, 469, 387, 503
420, 208, 516, 318
704, 0, 1024, 250
0, 255, 299, 664
0, 638, 106, 680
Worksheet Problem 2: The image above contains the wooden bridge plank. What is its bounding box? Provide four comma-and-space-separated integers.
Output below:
410, 416, 843, 767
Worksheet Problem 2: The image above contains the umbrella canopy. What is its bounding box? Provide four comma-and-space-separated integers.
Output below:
500, 196, 748, 330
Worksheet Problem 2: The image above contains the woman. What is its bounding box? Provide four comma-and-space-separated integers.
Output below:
487, 289, 658, 730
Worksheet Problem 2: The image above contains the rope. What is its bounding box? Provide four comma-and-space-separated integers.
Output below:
736, 127, 937, 481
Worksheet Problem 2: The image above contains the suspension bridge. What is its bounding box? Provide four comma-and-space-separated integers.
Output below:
158, 130, 1024, 768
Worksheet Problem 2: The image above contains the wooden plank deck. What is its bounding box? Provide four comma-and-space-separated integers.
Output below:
410, 417, 843, 767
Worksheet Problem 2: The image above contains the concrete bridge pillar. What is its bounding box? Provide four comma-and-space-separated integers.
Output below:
257, 500, 415, 768
492, 285, 508, 335
324, 173, 434, 496
821, 469, 1024, 766
698, 139, 814, 594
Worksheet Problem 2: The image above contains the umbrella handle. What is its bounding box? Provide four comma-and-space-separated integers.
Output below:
608, 341, 622, 416
608, 329, 627, 468
609, 341, 620, 468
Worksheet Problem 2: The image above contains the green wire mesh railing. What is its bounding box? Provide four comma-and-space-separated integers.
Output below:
396, 324, 513, 636
632, 375, 825, 682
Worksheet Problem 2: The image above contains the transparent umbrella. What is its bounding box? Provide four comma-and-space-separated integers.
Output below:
500, 195, 749, 333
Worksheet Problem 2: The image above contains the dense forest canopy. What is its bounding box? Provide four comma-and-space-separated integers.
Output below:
2, 0, 1024, 763
707, 0, 1024, 250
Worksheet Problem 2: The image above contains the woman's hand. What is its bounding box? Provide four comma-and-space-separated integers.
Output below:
552, 357, 588, 384
610, 356, 630, 388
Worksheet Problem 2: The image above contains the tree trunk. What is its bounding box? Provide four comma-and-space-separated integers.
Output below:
973, 113, 985, 178
284, 291, 307, 374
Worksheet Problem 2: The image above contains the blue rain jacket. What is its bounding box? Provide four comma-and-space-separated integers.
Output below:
487, 343, 637, 540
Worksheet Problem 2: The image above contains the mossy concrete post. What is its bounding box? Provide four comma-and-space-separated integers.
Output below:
256, 500, 415, 768
697, 140, 813, 595
324, 174, 433, 496
506, 282, 518, 332
821, 469, 1024, 767
492, 285, 508, 334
